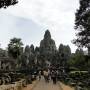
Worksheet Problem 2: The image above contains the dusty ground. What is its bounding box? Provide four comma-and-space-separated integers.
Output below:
23, 76, 75, 90
59, 82, 74, 90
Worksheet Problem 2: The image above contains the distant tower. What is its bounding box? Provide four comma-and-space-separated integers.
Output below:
40, 30, 56, 56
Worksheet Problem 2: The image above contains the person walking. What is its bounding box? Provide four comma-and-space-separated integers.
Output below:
43, 69, 49, 83
38, 70, 41, 80
51, 70, 57, 84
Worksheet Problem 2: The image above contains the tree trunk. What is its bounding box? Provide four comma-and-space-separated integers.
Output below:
88, 47, 90, 56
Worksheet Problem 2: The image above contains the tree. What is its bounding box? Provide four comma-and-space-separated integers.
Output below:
68, 48, 86, 70
8, 37, 23, 59
75, 49, 85, 68
73, 0, 90, 55
0, 0, 18, 8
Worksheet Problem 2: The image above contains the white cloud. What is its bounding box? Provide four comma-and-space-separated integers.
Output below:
1, 0, 79, 26
0, 0, 79, 52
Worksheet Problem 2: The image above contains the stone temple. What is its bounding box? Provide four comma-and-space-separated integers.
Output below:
40, 30, 56, 55
0, 49, 15, 72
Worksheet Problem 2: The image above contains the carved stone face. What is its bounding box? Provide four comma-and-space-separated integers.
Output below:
40, 30, 56, 55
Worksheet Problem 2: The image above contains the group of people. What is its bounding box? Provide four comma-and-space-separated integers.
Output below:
38, 69, 58, 84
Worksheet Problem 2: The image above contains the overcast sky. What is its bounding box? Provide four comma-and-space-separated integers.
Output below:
0, 0, 79, 53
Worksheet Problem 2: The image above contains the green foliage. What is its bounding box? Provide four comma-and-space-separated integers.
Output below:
73, 0, 90, 54
67, 48, 87, 70
0, 0, 18, 8
8, 37, 23, 59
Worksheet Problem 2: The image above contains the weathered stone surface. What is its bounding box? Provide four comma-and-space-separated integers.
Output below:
0, 49, 8, 57
0, 57, 15, 71
40, 30, 56, 55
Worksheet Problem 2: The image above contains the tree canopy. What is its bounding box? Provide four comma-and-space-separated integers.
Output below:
73, 0, 90, 53
0, 0, 18, 8
8, 37, 23, 59
67, 48, 87, 70
73, 0, 90, 55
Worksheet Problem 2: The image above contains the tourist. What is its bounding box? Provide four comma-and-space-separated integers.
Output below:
38, 70, 42, 80
51, 70, 57, 84
43, 69, 49, 83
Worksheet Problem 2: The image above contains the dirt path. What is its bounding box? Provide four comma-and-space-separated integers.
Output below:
59, 82, 75, 90
32, 77, 60, 90
23, 76, 75, 90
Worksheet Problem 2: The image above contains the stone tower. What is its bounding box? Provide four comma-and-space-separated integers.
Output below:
40, 30, 56, 55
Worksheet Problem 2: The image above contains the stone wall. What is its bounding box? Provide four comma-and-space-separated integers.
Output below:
0, 57, 15, 71
0, 79, 26, 90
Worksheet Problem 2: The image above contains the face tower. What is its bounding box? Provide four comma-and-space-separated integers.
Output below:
40, 30, 56, 61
